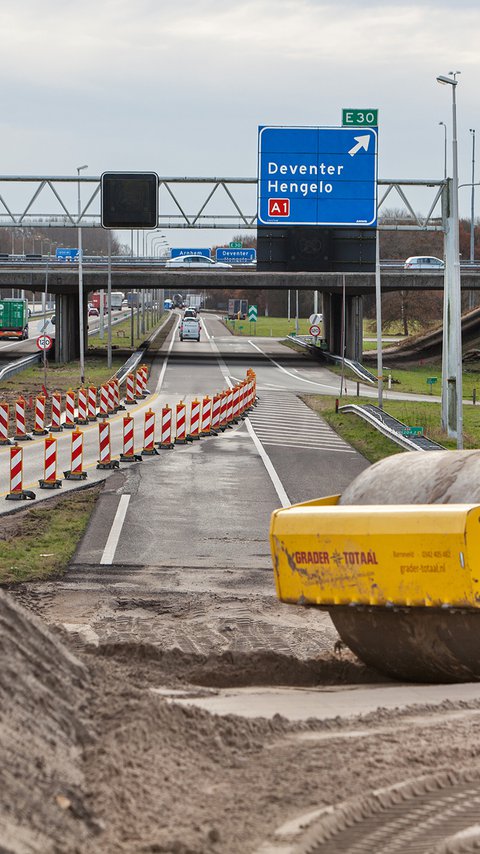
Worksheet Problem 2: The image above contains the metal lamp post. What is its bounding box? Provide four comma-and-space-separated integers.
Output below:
470, 129, 476, 264
439, 121, 447, 179
437, 73, 462, 447
77, 164, 88, 386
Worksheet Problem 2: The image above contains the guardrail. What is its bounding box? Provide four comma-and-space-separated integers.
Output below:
339, 403, 445, 451
0, 352, 41, 383
291, 335, 377, 384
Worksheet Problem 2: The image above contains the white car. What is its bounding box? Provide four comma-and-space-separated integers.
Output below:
165, 255, 232, 269
404, 256, 444, 270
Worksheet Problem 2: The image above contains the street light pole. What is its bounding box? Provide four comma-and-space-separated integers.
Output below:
470, 128, 476, 264
439, 121, 447, 179
437, 72, 462, 448
77, 164, 88, 386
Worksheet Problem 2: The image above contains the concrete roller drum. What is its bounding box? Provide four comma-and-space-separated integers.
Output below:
270, 451, 480, 683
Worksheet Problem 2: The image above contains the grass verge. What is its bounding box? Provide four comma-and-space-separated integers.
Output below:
301, 394, 480, 463
0, 485, 101, 584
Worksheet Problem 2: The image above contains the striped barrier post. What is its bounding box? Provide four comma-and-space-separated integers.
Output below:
14, 397, 32, 441
225, 388, 234, 426
99, 385, 109, 419
200, 395, 213, 436
64, 390, 76, 429
188, 398, 201, 440
175, 402, 189, 445
88, 386, 97, 421
76, 387, 89, 425
124, 373, 136, 405
33, 394, 48, 436
135, 369, 146, 399
6, 443, 36, 501
64, 429, 87, 480
107, 381, 116, 414
97, 419, 119, 469
245, 377, 254, 411
39, 434, 62, 489
247, 369, 258, 404
211, 393, 222, 433
140, 364, 149, 389
231, 385, 241, 423
218, 391, 228, 431
142, 409, 158, 455
50, 392, 63, 432
0, 403, 11, 445
120, 415, 142, 462
239, 380, 248, 417
113, 378, 125, 411
158, 405, 175, 449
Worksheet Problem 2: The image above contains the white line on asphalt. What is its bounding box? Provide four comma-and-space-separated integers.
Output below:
202, 318, 290, 507
155, 316, 180, 392
247, 340, 340, 390
100, 494, 131, 565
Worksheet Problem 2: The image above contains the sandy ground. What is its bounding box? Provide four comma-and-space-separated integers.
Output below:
4, 574, 480, 854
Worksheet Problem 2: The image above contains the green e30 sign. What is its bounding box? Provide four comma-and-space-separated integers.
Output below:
342, 109, 378, 127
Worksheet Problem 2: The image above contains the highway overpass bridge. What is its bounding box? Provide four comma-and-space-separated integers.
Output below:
2, 262, 479, 362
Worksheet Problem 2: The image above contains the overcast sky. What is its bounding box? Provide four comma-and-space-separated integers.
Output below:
0, 0, 479, 245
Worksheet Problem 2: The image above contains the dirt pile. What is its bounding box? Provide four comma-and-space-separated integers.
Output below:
0, 588, 96, 852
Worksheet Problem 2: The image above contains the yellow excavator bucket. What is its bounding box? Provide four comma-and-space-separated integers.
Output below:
270, 498, 480, 610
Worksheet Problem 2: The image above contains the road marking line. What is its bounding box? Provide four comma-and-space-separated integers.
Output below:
155, 315, 180, 392
247, 340, 339, 390
100, 494, 131, 565
244, 419, 290, 508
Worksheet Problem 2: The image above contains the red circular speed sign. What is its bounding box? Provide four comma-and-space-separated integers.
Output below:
36, 334, 53, 351
309, 324, 321, 336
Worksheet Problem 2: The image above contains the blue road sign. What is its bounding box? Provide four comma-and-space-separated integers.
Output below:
170, 248, 211, 258
258, 126, 378, 227
56, 247, 79, 261
216, 248, 256, 264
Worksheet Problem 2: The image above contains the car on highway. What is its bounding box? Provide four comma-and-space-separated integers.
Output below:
165, 255, 232, 269
183, 307, 198, 319
404, 256, 444, 270
88, 307, 100, 317
179, 317, 201, 342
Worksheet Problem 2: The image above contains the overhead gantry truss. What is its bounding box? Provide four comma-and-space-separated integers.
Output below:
0, 175, 446, 231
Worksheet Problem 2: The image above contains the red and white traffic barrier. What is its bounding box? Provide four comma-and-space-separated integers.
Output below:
50, 392, 63, 432
107, 381, 116, 414
175, 401, 188, 445
125, 372, 136, 405
64, 390, 76, 429
120, 415, 142, 462
112, 378, 125, 411
33, 394, 48, 436
14, 396, 31, 441
211, 393, 222, 433
99, 385, 109, 418
188, 398, 201, 440
232, 385, 241, 422
142, 408, 158, 455
77, 387, 89, 425
64, 429, 87, 480
0, 402, 11, 445
225, 388, 234, 426
39, 434, 62, 489
97, 419, 119, 469
135, 369, 146, 399
6, 443, 36, 501
88, 386, 97, 421
200, 395, 213, 436
218, 391, 228, 431
158, 405, 174, 449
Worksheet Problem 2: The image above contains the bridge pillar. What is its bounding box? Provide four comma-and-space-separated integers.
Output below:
55, 292, 86, 363
323, 292, 363, 360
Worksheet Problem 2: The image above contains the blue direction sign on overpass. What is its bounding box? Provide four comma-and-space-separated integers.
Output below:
56, 247, 79, 261
216, 248, 256, 264
170, 248, 211, 258
258, 126, 378, 227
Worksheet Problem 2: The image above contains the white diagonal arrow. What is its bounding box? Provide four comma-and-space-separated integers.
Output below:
348, 134, 371, 157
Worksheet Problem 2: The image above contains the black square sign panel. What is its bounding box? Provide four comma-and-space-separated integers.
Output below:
101, 172, 159, 229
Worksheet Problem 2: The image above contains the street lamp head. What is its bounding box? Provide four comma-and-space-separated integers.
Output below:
437, 74, 458, 86
77, 164, 88, 174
